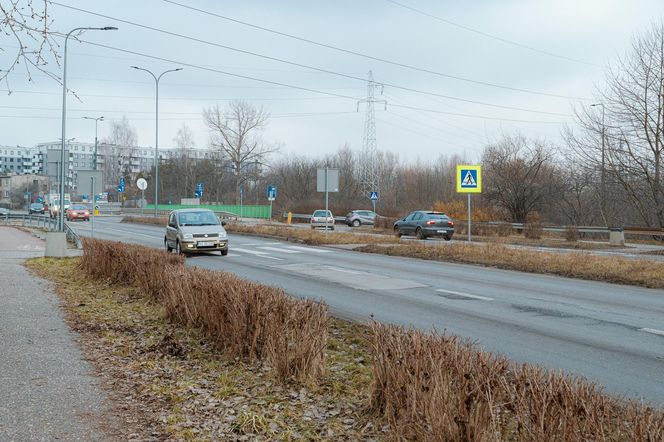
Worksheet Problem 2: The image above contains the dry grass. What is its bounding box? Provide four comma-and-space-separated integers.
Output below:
25, 257, 382, 440
80, 238, 329, 383
121, 215, 168, 226
369, 323, 664, 441
357, 242, 664, 288
225, 223, 401, 245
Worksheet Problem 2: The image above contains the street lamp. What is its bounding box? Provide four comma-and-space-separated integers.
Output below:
82, 116, 104, 170
59, 26, 117, 232
130, 66, 183, 216
590, 103, 606, 226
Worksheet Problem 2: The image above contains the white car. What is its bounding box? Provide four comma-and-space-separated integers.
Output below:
310, 209, 335, 230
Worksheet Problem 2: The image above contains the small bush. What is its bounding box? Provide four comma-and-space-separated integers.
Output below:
524, 211, 544, 239
373, 216, 399, 230
565, 225, 579, 242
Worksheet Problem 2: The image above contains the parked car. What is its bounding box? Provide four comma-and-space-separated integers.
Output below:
310, 209, 335, 230
165, 208, 228, 256
393, 211, 454, 240
29, 203, 45, 214
66, 204, 90, 221
345, 210, 377, 227
0, 207, 9, 216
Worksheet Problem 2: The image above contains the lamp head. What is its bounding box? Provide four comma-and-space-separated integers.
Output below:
101, 26, 118, 31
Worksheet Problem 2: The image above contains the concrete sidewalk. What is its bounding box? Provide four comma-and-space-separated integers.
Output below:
0, 227, 118, 441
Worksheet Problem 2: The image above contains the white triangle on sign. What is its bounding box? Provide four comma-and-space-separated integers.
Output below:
462, 170, 476, 186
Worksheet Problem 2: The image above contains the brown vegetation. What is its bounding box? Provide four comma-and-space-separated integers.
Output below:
79, 238, 328, 383
370, 323, 664, 441
357, 242, 664, 288
121, 215, 167, 226
225, 223, 400, 245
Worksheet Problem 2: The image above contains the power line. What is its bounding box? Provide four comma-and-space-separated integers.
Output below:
384, 0, 602, 68
0, 111, 357, 121
52, 2, 573, 115
390, 103, 568, 124
160, 0, 592, 100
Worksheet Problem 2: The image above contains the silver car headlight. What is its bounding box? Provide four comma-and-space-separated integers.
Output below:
183, 233, 193, 240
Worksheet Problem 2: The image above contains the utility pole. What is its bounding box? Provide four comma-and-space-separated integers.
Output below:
358, 71, 386, 213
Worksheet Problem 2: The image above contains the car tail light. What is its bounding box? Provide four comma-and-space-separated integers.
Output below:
426, 220, 436, 225
448, 221, 454, 226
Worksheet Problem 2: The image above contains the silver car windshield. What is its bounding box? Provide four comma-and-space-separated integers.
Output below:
178, 211, 219, 226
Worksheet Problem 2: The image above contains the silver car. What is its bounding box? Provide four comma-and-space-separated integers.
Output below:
310, 209, 335, 230
165, 208, 229, 256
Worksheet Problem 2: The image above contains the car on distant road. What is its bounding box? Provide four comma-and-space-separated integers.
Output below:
393, 211, 454, 240
29, 203, 45, 214
49, 199, 71, 219
345, 210, 377, 227
66, 204, 90, 221
310, 210, 335, 230
165, 208, 228, 256
0, 207, 9, 216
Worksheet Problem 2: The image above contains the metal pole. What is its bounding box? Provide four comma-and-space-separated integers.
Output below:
468, 193, 471, 242
90, 176, 95, 238
600, 105, 606, 226
130, 67, 182, 217
59, 27, 117, 232
325, 167, 329, 232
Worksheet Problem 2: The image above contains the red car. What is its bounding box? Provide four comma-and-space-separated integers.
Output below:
66, 204, 90, 221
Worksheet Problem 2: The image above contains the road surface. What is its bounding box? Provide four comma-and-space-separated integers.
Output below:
67, 217, 664, 405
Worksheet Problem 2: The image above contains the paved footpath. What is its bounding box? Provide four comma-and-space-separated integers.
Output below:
0, 227, 119, 441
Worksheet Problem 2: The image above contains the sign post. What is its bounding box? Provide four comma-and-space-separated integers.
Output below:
267, 185, 277, 219
369, 191, 379, 213
317, 168, 339, 233
456, 165, 482, 242
136, 178, 148, 215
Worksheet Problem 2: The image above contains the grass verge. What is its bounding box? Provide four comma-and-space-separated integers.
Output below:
224, 223, 399, 245
25, 257, 383, 441
357, 242, 664, 288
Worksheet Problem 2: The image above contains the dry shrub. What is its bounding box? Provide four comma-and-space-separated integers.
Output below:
357, 242, 664, 288
433, 200, 497, 222
495, 222, 513, 237
565, 225, 579, 242
80, 238, 328, 383
524, 211, 544, 239
369, 323, 664, 441
121, 216, 168, 226
225, 223, 400, 245
374, 216, 399, 230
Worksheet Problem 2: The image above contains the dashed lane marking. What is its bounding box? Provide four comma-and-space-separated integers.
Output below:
258, 246, 301, 254
436, 289, 493, 301
639, 328, 664, 337
284, 245, 331, 253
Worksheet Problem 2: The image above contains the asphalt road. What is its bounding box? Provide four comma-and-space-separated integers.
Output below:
68, 217, 664, 405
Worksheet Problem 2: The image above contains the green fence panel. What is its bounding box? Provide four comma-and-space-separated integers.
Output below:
145, 204, 272, 219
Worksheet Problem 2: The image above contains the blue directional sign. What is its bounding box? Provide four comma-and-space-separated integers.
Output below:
194, 182, 204, 198
369, 191, 379, 201
267, 185, 277, 201
117, 177, 125, 193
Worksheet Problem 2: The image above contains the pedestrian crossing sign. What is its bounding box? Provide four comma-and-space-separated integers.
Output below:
456, 165, 482, 193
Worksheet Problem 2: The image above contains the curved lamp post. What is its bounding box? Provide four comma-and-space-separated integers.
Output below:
130, 66, 183, 216
59, 26, 117, 232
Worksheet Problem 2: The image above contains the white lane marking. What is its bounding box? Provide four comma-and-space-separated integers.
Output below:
436, 289, 493, 301
231, 247, 284, 261
239, 243, 262, 246
258, 246, 301, 254
326, 267, 362, 275
232, 247, 269, 255
227, 253, 242, 257
639, 328, 664, 337
284, 245, 331, 253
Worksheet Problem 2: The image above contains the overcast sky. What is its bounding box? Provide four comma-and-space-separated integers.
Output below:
2, 0, 663, 161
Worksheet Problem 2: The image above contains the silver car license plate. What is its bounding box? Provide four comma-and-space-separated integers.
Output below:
437, 230, 447, 233
197, 241, 214, 247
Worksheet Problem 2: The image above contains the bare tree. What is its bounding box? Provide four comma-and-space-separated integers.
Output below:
203, 100, 278, 204
483, 134, 562, 222
1, 0, 59, 90
101, 116, 138, 187
173, 123, 196, 197
567, 22, 664, 228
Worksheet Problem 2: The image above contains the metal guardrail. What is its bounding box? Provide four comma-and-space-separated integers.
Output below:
121, 207, 240, 220
0, 213, 58, 230
282, 212, 346, 223
0, 213, 83, 247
